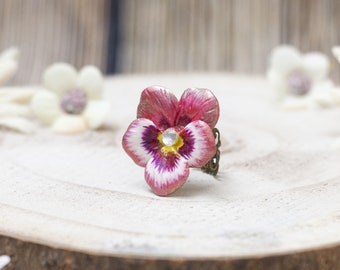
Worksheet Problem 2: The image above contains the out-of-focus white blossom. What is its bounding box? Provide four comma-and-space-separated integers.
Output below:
267, 45, 335, 110
31, 63, 110, 134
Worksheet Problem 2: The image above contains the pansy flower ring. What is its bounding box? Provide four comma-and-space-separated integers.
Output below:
122, 86, 220, 196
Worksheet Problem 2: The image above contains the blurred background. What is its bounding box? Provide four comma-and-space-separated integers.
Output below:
0, 0, 340, 84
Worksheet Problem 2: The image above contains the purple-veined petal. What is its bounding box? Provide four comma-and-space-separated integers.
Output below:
145, 153, 189, 196
137, 86, 179, 130
178, 120, 216, 167
122, 118, 161, 166
176, 88, 219, 129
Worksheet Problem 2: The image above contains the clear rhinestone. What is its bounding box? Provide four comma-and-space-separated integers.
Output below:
162, 128, 178, 146
60, 89, 87, 114
287, 71, 312, 96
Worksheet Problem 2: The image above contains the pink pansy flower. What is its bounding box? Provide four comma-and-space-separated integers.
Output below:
122, 86, 219, 196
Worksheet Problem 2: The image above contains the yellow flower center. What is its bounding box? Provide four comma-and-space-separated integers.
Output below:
158, 128, 184, 154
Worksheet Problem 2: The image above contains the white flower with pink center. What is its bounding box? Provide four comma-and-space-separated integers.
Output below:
31, 63, 110, 133
122, 86, 219, 196
267, 45, 335, 110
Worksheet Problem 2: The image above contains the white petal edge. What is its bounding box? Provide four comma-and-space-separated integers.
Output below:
309, 80, 335, 108
0, 102, 30, 117
302, 52, 330, 81
145, 156, 189, 196
269, 45, 302, 75
0, 255, 10, 270
31, 90, 62, 125
0, 88, 36, 104
43, 63, 77, 96
0, 117, 35, 133
122, 118, 157, 167
77, 65, 103, 100
0, 60, 18, 85
266, 69, 287, 99
332, 46, 340, 63
52, 114, 87, 134
83, 100, 110, 129
332, 87, 340, 105
0, 47, 19, 61
180, 121, 216, 167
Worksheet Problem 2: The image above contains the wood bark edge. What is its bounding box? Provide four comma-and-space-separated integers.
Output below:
1, 235, 340, 270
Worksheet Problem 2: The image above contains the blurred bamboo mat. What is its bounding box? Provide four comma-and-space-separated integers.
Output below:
0, 0, 340, 83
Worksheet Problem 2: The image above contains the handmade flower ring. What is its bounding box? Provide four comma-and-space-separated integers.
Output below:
122, 86, 220, 196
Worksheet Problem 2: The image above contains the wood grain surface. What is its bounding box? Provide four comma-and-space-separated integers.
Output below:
0, 73, 340, 269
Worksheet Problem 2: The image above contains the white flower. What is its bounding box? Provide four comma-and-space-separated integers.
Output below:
267, 45, 334, 110
0, 47, 19, 85
0, 47, 35, 133
0, 255, 10, 270
0, 97, 35, 133
31, 63, 110, 134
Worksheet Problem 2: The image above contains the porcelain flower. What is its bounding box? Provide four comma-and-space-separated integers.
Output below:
0, 255, 10, 270
31, 63, 109, 133
122, 86, 219, 196
0, 47, 35, 133
0, 47, 19, 85
0, 91, 35, 133
267, 45, 334, 110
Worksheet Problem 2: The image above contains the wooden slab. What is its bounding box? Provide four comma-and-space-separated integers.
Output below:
1, 73, 340, 269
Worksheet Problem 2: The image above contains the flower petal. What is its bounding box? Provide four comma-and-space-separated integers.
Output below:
122, 118, 161, 166
0, 59, 18, 85
332, 46, 340, 63
52, 115, 87, 134
145, 154, 189, 196
309, 80, 335, 108
302, 52, 330, 81
332, 87, 340, 105
176, 88, 219, 129
43, 63, 77, 96
0, 47, 19, 85
0, 255, 10, 269
0, 103, 30, 117
178, 120, 216, 167
266, 69, 287, 99
137, 86, 178, 130
269, 45, 302, 75
31, 90, 62, 125
0, 47, 19, 61
83, 100, 110, 129
77, 65, 103, 100
0, 117, 35, 133
0, 88, 36, 104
